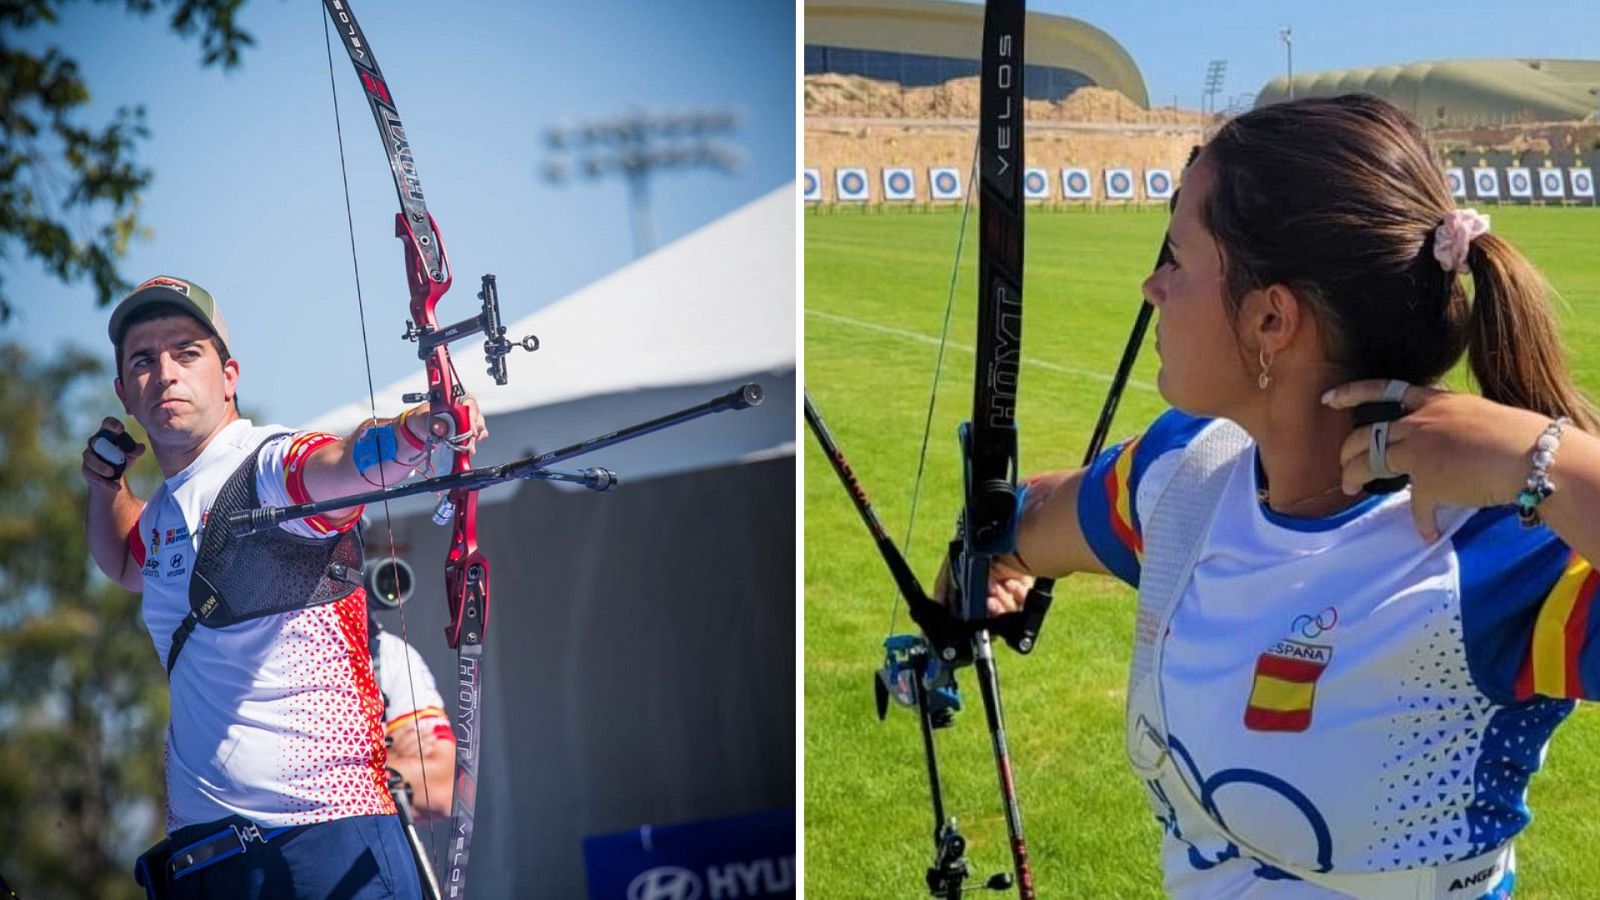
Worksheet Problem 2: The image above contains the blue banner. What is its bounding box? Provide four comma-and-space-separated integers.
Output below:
583, 808, 794, 900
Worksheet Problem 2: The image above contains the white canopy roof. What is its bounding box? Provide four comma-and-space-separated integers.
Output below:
308, 183, 795, 432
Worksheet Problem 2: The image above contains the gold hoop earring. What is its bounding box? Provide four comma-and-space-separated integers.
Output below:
1258, 349, 1273, 390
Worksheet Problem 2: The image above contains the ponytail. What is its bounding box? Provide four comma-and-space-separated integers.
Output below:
1462, 235, 1599, 432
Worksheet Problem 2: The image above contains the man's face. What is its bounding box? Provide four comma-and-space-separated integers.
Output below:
114, 314, 239, 440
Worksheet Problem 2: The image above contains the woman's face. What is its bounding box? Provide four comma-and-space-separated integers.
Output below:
1142, 158, 1255, 418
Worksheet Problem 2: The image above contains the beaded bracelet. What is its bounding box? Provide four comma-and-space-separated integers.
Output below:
1516, 416, 1571, 527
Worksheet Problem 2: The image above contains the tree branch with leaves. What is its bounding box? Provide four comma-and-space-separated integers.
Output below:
0, 0, 256, 323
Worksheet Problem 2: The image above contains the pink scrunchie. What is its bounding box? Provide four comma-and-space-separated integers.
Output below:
1433, 208, 1490, 273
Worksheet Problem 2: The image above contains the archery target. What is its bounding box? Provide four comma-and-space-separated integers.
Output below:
1024, 168, 1050, 199
1061, 167, 1092, 199
1505, 167, 1532, 199
803, 168, 821, 202
1104, 168, 1135, 200
929, 167, 963, 200
1445, 168, 1466, 198
1145, 169, 1174, 200
882, 167, 915, 201
1570, 168, 1595, 199
1539, 169, 1565, 198
1472, 168, 1500, 199
836, 167, 869, 202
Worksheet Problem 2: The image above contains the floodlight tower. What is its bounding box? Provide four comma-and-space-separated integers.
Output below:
545, 109, 742, 258
1203, 60, 1228, 117
1280, 27, 1295, 99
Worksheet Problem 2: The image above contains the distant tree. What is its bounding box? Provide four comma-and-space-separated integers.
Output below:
0, 342, 171, 898
0, 0, 257, 323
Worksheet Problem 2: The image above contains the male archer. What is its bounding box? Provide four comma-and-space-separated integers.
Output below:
83, 275, 486, 899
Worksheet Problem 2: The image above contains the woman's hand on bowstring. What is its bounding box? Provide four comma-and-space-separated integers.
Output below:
1324, 379, 1555, 541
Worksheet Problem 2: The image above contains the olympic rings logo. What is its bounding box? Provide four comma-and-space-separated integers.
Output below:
1291, 607, 1338, 639
1151, 732, 1335, 876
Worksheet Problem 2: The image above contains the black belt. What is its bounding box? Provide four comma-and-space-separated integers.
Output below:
166, 820, 303, 881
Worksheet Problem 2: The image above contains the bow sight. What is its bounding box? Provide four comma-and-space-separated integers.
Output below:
400, 274, 539, 398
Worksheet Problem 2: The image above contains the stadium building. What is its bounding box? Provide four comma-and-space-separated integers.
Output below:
1258, 60, 1600, 127
805, 0, 1150, 107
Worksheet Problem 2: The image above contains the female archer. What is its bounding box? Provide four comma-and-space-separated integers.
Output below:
964, 94, 1600, 897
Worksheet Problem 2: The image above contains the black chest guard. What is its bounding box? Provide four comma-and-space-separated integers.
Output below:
166, 432, 363, 674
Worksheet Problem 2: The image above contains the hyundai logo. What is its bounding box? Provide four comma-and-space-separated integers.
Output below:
627, 866, 703, 900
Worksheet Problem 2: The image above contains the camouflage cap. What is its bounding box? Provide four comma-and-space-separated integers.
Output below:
108, 275, 231, 355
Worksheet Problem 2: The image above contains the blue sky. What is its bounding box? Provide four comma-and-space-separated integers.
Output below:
14, 0, 1600, 428
11, 0, 794, 427
1041, 0, 1600, 112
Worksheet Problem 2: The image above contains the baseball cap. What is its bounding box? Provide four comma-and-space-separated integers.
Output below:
108, 275, 231, 354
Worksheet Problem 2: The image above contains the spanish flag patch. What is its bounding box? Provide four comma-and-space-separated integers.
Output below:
1243, 639, 1332, 732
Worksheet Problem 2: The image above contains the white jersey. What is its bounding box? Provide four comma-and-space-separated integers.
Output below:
1078, 410, 1584, 899
129, 419, 392, 830
371, 629, 454, 746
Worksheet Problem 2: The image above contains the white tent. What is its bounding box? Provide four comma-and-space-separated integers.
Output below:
308, 183, 795, 492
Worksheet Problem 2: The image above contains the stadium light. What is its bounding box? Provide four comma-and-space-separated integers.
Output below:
1279, 27, 1294, 100
544, 109, 742, 258
1203, 60, 1228, 117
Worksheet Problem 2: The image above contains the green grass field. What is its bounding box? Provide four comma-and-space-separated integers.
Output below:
803, 204, 1600, 897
